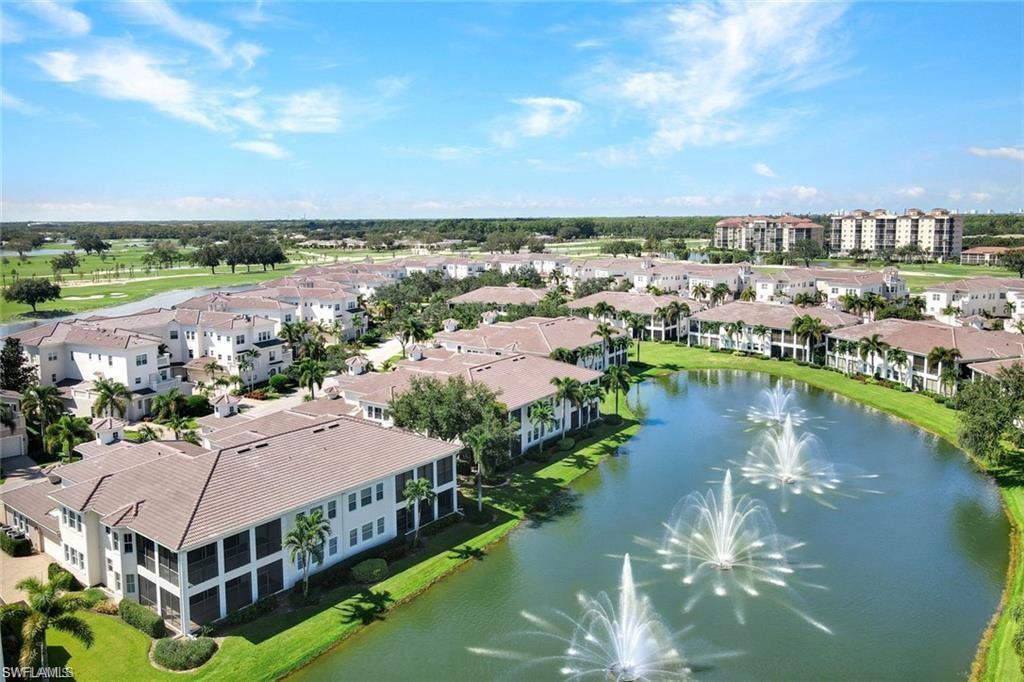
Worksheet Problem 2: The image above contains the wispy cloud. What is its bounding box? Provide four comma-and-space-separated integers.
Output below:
573, 38, 606, 50
117, 0, 264, 69
896, 186, 926, 198
753, 162, 775, 178
393, 145, 486, 161
273, 89, 342, 132
1, 88, 42, 115
17, 0, 90, 36
1, 9, 26, 43
494, 97, 583, 147
969, 146, 1024, 161
233, 139, 289, 159
603, 1, 848, 153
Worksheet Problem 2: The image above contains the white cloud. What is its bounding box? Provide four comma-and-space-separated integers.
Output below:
1, 9, 26, 43
33, 46, 217, 128
393, 145, 486, 161
118, 0, 264, 69
18, 0, 90, 36
969, 146, 1024, 161
274, 90, 342, 133
1, 89, 41, 115
608, 2, 848, 152
573, 38, 606, 50
896, 186, 926, 198
970, 192, 992, 202
753, 162, 776, 178
232, 139, 289, 159
495, 97, 583, 147
764, 185, 820, 202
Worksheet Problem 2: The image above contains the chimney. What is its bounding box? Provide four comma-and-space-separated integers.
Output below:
442, 318, 461, 332
481, 310, 499, 325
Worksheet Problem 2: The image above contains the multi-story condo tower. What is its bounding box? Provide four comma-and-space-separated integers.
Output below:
829, 208, 962, 260
713, 215, 824, 254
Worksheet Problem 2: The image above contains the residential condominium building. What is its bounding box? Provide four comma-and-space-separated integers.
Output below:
77, 308, 293, 388
960, 246, 1024, 267
446, 285, 552, 309
749, 267, 908, 305
826, 319, 1024, 392
688, 301, 862, 360
10, 320, 191, 420
0, 414, 461, 635
713, 215, 825, 253
922, 277, 1024, 322
330, 348, 603, 457
432, 316, 628, 370
0, 389, 29, 459
829, 208, 963, 260
567, 291, 706, 341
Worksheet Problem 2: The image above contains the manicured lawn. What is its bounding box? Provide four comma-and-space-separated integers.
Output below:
38, 342, 1021, 680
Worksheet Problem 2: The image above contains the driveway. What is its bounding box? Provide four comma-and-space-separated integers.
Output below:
365, 338, 403, 365
239, 390, 310, 419
1, 455, 45, 492
0, 551, 51, 604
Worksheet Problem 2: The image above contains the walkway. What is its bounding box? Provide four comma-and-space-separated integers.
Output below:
0, 551, 51, 604
365, 338, 402, 365
0, 455, 45, 492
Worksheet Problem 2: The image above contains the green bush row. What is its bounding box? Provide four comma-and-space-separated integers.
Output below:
0, 534, 32, 557
351, 558, 388, 583
153, 637, 218, 670
223, 595, 278, 626
48, 562, 82, 590
118, 599, 166, 638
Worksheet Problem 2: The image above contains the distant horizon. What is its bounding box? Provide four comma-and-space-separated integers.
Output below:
2, 1, 1021, 221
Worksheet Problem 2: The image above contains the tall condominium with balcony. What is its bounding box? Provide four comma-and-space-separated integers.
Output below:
828, 208, 962, 260
713, 215, 825, 254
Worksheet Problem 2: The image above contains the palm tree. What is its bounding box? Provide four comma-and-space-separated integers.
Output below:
722, 319, 746, 350
691, 282, 710, 302
0, 572, 94, 670
788, 315, 830, 362
1005, 301, 1017, 317
927, 346, 963, 395
133, 424, 160, 442
590, 322, 616, 367
611, 335, 632, 364
858, 333, 890, 377
601, 365, 631, 416
297, 359, 326, 399
710, 283, 731, 306
463, 424, 492, 513
403, 477, 436, 546
0, 403, 16, 434
237, 348, 262, 390
907, 296, 926, 315
839, 293, 863, 315
592, 301, 616, 322
162, 415, 197, 442
21, 385, 63, 455
834, 339, 859, 374
151, 388, 186, 421
940, 304, 960, 319
395, 316, 428, 358
283, 509, 332, 597
278, 320, 310, 350
550, 376, 583, 440
580, 382, 604, 424
886, 347, 909, 385
751, 324, 770, 355
202, 359, 224, 380
44, 415, 92, 463
529, 401, 557, 454
739, 286, 757, 302
549, 347, 577, 364
862, 292, 885, 320
298, 336, 325, 363
1014, 319, 1024, 335
91, 378, 131, 418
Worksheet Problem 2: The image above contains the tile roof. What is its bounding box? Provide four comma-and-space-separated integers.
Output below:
828, 319, 1024, 360
923, 276, 1024, 294
433, 316, 623, 355
447, 286, 551, 306
10, 321, 162, 350
691, 301, 861, 330
968, 357, 1024, 378
567, 291, 705, 317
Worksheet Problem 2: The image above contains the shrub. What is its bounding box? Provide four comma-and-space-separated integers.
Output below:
119, 599, 166, 638
48, 562, 82, 590
351, 558, 388, 583
184, 395, 213, 417
1014, 627, 1024, 659
223, 596, 278, 626
558, 437, 576, 451
0, 534, 31, 557
153, 637, 218, 671
463, 507, 492, 525
91, 599, 119, 615
244, 389, 268, 400
1011, 602, 1024, 622
422, 513, 461, 537
525, 447, 551, 463
268, 373, 291, 392
932, 395, 947, 405
288, 584, 321, 608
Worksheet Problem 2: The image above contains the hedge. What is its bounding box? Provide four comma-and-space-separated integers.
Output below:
268, 374, 292, 392
153, 637, 218, 671
351, 558, 388, 583
48, 562, 82, 591
0, 533, 31, 557
118, 598, 166, 638
223, 595, 278, 626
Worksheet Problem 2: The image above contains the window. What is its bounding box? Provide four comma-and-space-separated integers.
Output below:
114, 572, 121, 591
360, 487, 372, 507
135, 377, 142, 385
256, 560, 284, 598
225, 574, 253, 614
135, 354, 148, 366
187, 543, 218, 586
349, 529, 358, 547
138, 576, 157, 608
329, 537, 338, 556
396, 507, 411, 536
254, 520, 281, 559
112, 532, 119, 551
137, 535, 156, 572
395, 470, 413, 499
158, 545, 179, 586
417, 463, 433, 484
236, 335, 245, 345
223, 530, 251, 572
376, 517, 385, 535
123, 533, 133, 554
375, 482, 384, 501
107, 558, 113, 573
437, 488, 455, 517
190, 586, 220, 625
160, 589, 181, 631
47, 352, 58, 362
327, 500, 337, 519
435, 457, 454, 486
169, 330, 179, 339
348, 493, 357, 511
361, 522, 373, 542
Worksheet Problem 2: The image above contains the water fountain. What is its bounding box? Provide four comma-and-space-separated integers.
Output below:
469, 554, 691, 680
746, 383, 807, 426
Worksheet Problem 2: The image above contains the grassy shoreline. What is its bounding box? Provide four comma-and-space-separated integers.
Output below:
45, 343, 1020, 680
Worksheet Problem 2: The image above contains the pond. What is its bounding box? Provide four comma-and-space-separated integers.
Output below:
292, 371, 1009, 681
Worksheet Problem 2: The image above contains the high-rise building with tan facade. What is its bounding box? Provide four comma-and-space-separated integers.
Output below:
828, 208, 962, 260
713, 215, 824, 254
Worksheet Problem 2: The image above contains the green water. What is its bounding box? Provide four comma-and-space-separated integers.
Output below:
293, 372, 1009, 681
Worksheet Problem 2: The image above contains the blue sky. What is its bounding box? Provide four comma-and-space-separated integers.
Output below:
2, 1, 1022, 220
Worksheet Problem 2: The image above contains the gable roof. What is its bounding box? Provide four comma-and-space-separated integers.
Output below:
433, 316, 622, 355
